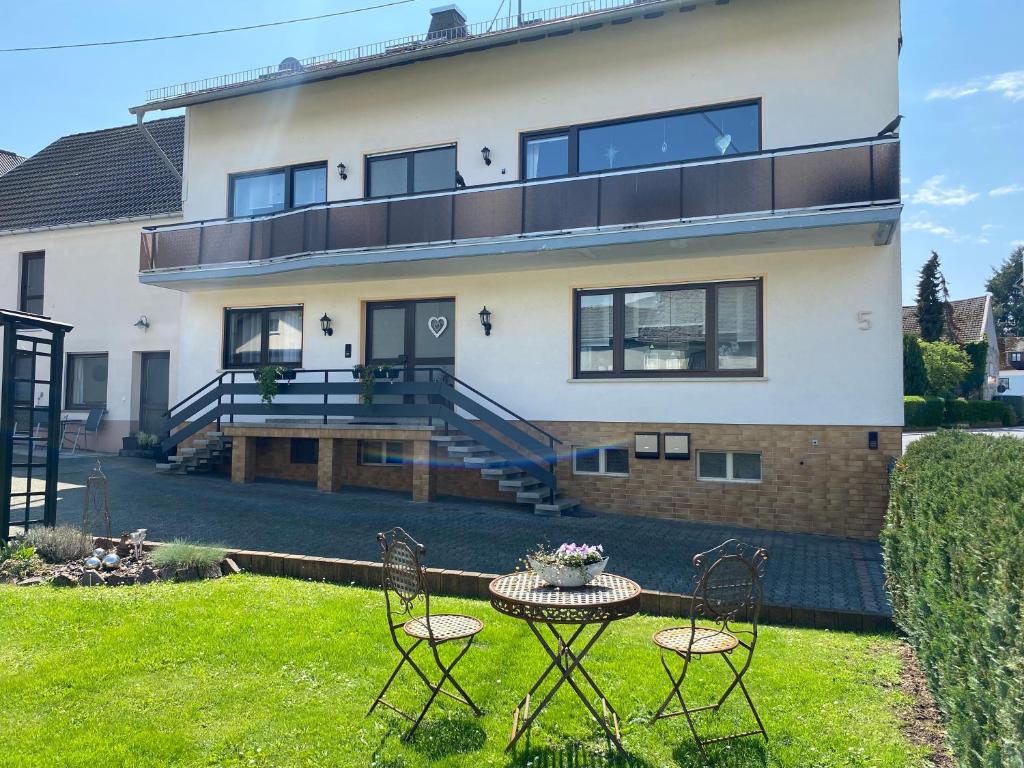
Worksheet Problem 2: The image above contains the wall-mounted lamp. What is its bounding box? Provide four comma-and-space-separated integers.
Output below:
478, 306, 492, 336
320, 313, 334, 337
480, 146, 492, 166
133, 315, 150, 330
336, 162, 348, 180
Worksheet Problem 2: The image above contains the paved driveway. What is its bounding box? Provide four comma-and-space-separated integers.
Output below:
42, 455, 889, 616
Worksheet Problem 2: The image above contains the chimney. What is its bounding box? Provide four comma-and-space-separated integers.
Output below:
427, 5, 467, 41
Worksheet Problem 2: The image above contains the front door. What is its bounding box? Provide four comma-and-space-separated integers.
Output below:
139, 352, 170, 435
365, 299, 455, 405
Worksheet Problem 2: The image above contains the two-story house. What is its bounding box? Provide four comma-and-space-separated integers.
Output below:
133, 0, 903, 539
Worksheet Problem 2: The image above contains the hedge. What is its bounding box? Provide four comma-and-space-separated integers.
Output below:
904, 397, 1018, 429
883, 431, 1024, 767
903, 396, 944, 428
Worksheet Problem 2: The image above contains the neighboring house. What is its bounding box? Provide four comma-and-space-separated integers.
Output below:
0, 149, 26, 177
997, 336, 1024, 395
0, 118, 185, 451
901, 295, 1000, 399
129, 0, 901, 539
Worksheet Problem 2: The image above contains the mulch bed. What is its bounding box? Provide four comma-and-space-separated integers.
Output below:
895, 642, 955, 768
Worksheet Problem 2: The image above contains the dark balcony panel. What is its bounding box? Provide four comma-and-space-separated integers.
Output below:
774, 146, 872, 210
271, 210, 306, 259
304, 208, 328, 253
198, 221, 252, 265
140, 232, 156, 271
872, 142, 900, 201
523, 177, 599, 233
600, 168, 681, 226
328, 204, 387, 250
388, 196, 453, 245
453, 187, 523, 239
682, 158, 771, 218
153, 227, 200, 269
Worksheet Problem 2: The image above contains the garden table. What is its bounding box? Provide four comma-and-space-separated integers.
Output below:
489, 570, 642, 754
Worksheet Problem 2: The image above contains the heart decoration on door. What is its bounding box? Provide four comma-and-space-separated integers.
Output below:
427, 316, 448, 339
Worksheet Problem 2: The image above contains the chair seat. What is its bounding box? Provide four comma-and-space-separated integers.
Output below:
404, 614, 483, 642
653, 625, 739, 655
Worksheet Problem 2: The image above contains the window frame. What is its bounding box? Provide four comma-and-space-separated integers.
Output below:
358, 440, 406, 466
222, 305, 304, 369
1011, 352, 1022, 364
697, 450, 763, 484
227, 162, 328, 218
571, 445, 630, 478
364, 144, 458, 199
520, 99, 762, 181
65, 352, 109, 410
573, 278, 763, 379
19, 251, 44, 314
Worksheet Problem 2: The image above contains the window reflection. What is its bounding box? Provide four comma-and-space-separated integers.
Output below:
624, 289, 707, 371
578, 294, 614, 372
525, 134, 569, 179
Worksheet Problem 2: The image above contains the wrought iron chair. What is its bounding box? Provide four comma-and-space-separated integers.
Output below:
368, 528, 484, 740
650, 539, 769, 758
61, 408, 104, 455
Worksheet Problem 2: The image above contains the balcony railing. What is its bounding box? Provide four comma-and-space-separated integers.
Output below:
140, 137, 899, 273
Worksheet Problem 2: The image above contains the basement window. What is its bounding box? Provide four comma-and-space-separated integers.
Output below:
697, 451, 762, 483
359, 440, 405, 466
290, 438, 319, 465
572, 446, 629, 477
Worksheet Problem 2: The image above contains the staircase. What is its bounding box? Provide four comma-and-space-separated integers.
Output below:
155, 430, 232, 475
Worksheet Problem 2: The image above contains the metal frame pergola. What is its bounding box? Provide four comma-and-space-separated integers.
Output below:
0, 308, 73, 541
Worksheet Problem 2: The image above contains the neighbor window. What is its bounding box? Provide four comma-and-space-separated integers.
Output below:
359, 440, 405, 466
1012, 352, 1022, 364
223, 306, 303, 368
66, 353, 108, 410
366, 146, 456, 197
572, 446, 629, 477
574, 279, 762, 377
697, 451, 762, 482
230, 163, 327, 217
523, 101, 760, 179
290, 438, 319, 465
19, 251, 44, 314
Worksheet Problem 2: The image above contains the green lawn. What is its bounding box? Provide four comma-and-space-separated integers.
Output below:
0, 576, 926, 768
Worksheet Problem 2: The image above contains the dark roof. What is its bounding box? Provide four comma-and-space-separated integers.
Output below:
0, 149, 25, 176
999, 335, 1024, 361
901, 295, 990, 344
0, 117, 183, 232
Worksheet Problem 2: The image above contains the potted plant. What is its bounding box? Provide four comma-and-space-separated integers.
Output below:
355, 364, 377, 405
526, 542, 607, 588
122, 434, 139, 451
254, 364, 293, 406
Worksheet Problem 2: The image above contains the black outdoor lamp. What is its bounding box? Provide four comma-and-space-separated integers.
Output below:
478, 306, 492, 336
320, 313, 334, 337
336, 162, 348, 180
480, 146, 492, 166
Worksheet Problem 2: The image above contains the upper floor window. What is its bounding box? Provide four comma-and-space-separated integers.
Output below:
367, 145, 456, 198
229, 163, 327, 217
20, 251, 44, 314
223, 306, 303, 368
574, 279, 762, 378
523, 101, 761, 180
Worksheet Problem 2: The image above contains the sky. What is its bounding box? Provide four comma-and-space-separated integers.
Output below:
1, 0, 1022, 304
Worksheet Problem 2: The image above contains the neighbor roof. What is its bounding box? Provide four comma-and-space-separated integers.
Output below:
902, 295, 991, 344
998, 335, 1024, 360
0, 117, 183, 233
0, 149, 25, 176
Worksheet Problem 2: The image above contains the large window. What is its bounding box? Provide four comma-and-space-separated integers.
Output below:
697, 451, 762, 483
522, 101, 760, 180
19, 251, 44, 314
366, 146, 457, 198
572, 446, 629, 477
359, 440, 405, 466
66, 353, 108, 409
229, 163, 327, 217
223, 306, 303, 368
574, 279, 762, 378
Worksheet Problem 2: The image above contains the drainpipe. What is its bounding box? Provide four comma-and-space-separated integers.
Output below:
135, 112, 182, 184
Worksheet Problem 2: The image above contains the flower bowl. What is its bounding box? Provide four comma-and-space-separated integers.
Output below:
528, 556, 608, 588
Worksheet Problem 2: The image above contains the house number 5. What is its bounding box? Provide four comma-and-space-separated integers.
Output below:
857, 311, 873, 331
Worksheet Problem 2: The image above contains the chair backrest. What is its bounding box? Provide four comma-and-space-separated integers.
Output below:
85, 408, 104, 431
377, 527, 429, 627
690, 539, 768, 632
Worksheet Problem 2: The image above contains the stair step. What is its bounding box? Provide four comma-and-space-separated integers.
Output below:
463, 456, 507, 467
192, 440, 209, 448
431, 434, 473, 443
499, 477, 543, 491
534, 498, 580, 516
516, 488, 560, 503
480, 467, 525, 479
447, 444, 490, 454
205, 431, 223, 438
155, 463, 178, 472
179, 448, 196, 456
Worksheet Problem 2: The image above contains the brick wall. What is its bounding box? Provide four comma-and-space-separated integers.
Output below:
253, 437, 318, 484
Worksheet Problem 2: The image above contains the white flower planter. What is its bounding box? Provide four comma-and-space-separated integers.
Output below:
528, 556, 608, 588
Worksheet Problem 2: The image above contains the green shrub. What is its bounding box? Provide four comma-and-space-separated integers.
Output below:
883, 431, 1024, 767
149, 539, 226, 571
920, 339, 972, 396
0, 542, 44, 581
22, 525, 92, 563
944, 398, 1017, 427
903, 395, 944, 428
903, 333, 928, 397
960, 338, 989, 397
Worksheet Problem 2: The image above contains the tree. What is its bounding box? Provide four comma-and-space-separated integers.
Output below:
903, 333, 928, 396
985, 245, 1024, 337
916, 252, 946, 342
960, 337, 989, 398
919, 340, 972, 397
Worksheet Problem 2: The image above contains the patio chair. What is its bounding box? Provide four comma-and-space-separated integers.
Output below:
368, 527, 484, 740
650, 539, 769, 758
61, 408, 104, 455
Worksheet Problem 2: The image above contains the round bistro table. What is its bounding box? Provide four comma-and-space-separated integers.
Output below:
489, 570, 643, 754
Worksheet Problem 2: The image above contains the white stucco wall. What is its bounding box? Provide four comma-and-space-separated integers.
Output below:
175, 240, 903, 427
179, 0, 900, 220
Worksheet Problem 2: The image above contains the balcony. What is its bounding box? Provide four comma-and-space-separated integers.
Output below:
140, 137, 899, 285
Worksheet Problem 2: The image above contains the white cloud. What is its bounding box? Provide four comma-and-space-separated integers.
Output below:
982, 224, 1004, 232
990, 183, 1024, 197
927, 70, 1024, 102
903, 213, 990, 244
910, 175, 980, 207
1013, 240, 1024, 248
903, 216, 956, 238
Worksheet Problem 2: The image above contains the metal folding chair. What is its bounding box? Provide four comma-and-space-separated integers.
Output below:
368, 528, 484, 740
650, 539, 769, 758
61, 408, 104, 455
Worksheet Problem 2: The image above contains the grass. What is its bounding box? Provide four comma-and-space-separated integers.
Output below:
0, 576, 927, 768
148, 539, 227, 570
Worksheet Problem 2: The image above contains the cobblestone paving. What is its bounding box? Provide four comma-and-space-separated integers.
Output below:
45, 455, 889, 616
